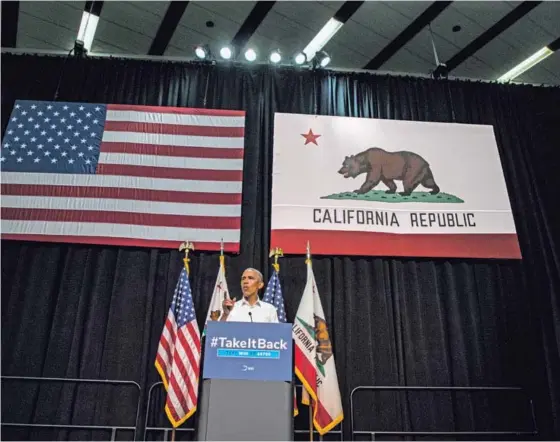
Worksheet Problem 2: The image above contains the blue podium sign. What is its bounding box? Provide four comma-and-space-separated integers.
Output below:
203, 322, 293, 382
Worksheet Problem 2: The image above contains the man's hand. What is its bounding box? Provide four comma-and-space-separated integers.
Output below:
222, 297, 236, 314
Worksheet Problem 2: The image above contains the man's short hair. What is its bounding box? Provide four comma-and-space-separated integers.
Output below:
243, 267, 263, 283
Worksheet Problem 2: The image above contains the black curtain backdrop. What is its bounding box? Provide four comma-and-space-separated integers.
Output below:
1, 53, 559, 441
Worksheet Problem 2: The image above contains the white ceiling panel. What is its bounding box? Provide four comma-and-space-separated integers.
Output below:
353, 1, 429, 44
325, 1, 415, 70
16, 33, 64, 51
323, 19, 389, 69
166, 1, 255, 58
510, 0, 560, 37
454, 55, 500, 80
379, 1, 433, 19
383, 2, 518, 77
100, 1, 168, 39
196, 1, 258, 24
449, 54, 493, 79
19, 1, 84, 30
382, 28, 446, 74
429, 2, 516, 60
384, 45, 436, 75
126, 1, 170, 18
333, 1, 434, 71
17, 13, 77, 52
92, 40, 127, 54
92, 2, 159, 54
496, 4, 557, 52
453, 2, 559, 83
451, 1, 520, 29
17, 1, 85, 51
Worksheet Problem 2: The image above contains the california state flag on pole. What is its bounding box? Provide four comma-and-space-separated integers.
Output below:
203, 254, 230, 335
293, 256, 344, 435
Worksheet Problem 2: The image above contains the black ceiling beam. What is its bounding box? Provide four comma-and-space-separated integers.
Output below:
333, 1, 365, 23
1, 1, 20, 48
84, 1, 104, 17
363, 1, 452, 70
149, 1, 189, 56
445, 1, 542, 72
548, 36, 560, 52
231, 1, 276, 57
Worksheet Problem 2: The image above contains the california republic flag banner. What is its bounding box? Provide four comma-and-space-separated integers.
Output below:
271, 112, 521, 259
293, 258, 343, 434
203, 255, 230, 334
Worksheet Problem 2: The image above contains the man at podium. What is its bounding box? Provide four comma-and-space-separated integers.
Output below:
220, 268, 279, 323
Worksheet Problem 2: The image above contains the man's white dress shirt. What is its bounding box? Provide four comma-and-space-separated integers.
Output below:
225, 298, 279, 323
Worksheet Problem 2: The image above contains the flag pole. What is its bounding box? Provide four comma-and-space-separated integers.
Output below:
173, 241, 195, 442
306, 240, 313, 442
309, 402, 314, 442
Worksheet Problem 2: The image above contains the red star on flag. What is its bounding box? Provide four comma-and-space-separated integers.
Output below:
301, 129, 321, 145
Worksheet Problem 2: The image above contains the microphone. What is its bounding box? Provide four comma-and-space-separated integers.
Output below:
248, 311, 253, 323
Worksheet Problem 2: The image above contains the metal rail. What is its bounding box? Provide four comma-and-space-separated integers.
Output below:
354, 430, 537, 441
349, 385, 538, 441
143, 426, 194, 441
1, 376, 142, 441
1, 378, 540, 441
143, 381, 197, 441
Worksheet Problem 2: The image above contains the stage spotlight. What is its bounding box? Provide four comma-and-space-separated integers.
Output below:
195, 45, 210, 59
432, 63, 449, 80
270, 50, 281, 63
220, 46, 233, 60
294, 51, 306, 65
244, 48, 257, 62
315, 51, 331, 68
73, 39, 87, 58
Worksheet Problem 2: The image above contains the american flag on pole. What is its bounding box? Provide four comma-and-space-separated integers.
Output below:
262, 264, 300, 416
155, 265, 201, 427
262, 265, 287, 323
1, 100, 245, 251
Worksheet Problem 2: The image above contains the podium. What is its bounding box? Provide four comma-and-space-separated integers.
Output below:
195, 321, 294, 441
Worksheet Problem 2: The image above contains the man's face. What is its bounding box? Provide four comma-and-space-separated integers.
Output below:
241, 269, 264, 297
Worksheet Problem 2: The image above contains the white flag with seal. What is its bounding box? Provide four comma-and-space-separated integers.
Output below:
203, 255, 230, 334
292, 258, 343, 435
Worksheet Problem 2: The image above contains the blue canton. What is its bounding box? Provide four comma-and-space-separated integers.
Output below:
1, 100, 107, 173
172, 268, 197, 327
263, 270, 287, 322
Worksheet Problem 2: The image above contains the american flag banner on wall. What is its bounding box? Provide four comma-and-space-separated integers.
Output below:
1, 100, 246, 251
155, 264, 201, 427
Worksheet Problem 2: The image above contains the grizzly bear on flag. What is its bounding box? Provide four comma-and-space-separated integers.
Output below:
338, 147, 440, 196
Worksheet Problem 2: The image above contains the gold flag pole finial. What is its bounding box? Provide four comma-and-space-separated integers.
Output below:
219, 238, 225, 268
269, 247, 283, 272
179, 241, 195, 275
